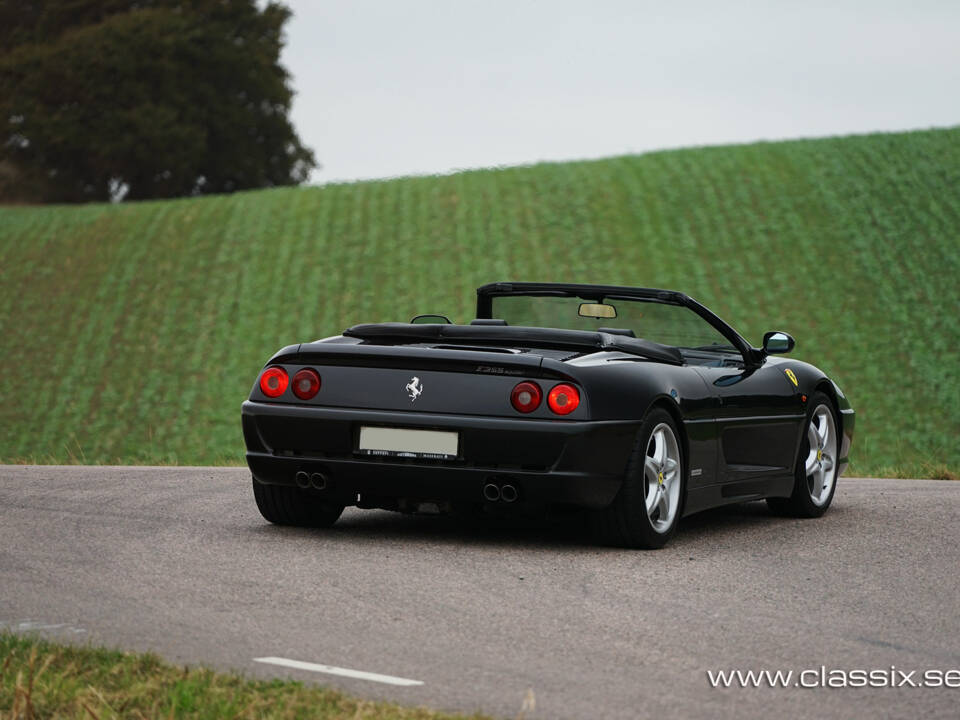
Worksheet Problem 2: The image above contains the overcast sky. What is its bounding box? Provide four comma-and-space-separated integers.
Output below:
281, 0, 960, 184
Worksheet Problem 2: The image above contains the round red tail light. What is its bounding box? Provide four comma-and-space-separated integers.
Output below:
292, 368, 321, 400
259, 366, 288, 398
547, 383, 580, 415
510, 381, 542, 413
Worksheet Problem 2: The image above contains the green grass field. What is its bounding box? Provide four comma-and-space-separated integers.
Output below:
1, 127, 958, 476
0, 633, 488, 719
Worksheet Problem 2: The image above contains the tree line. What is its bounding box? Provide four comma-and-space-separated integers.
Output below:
0, 0, 316, 202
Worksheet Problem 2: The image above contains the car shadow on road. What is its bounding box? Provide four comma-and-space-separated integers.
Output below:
244, 500, 798, 551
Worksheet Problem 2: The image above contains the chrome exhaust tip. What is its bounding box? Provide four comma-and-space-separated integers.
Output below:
294, 471, 310, 489
482, 483, 501, 502
500, 484, 518, 503
310, 472, 327, 490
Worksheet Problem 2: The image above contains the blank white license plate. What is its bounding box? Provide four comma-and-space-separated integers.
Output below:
358, 426, 459, 459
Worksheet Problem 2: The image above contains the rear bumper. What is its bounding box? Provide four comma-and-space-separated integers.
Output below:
242, 400, 639, 508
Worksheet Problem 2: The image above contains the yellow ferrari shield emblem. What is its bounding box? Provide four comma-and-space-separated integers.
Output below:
785, 368, 799, 387
817, 448, 823, 461
658, 471, 664, 485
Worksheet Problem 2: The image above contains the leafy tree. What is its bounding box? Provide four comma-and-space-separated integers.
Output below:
0, 0, 316, 202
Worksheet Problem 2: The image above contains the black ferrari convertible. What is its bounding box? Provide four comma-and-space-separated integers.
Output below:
242, 282, 854, 548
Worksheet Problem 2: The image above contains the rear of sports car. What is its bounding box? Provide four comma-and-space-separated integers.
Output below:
242, 339, 641, 515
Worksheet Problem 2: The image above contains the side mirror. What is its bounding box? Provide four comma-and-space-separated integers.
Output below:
762, 331, 795, 355
410, 314, 452, 324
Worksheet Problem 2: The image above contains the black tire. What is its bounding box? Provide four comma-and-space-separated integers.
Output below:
767, 391, 838, 518
252, 478, 344, 528
590, 407, 685, 549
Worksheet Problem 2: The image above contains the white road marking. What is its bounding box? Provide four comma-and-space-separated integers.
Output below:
17, 622, 69, 630
3, 619, 87, 634
253, 656, 424, 687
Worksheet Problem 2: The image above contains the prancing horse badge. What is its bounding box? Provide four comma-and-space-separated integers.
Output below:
405, 376, 423, 401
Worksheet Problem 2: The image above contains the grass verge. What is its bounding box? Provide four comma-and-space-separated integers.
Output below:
0, 633, 491, 720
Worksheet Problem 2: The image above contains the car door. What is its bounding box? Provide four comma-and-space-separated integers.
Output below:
692, 356, 805, 493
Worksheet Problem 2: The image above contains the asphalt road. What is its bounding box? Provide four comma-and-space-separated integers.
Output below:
1, 466, 958, 719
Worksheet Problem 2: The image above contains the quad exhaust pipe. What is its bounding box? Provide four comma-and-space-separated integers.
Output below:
482, 482, 519, 503
295, 470, 328, 491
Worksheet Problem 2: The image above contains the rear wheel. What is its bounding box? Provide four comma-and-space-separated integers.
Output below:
590, 407, 684, 549
252, 478, 344, 527
767, 392, 839, 517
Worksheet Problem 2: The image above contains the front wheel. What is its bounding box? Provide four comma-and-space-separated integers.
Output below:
252, 478, 344, 528
590, 407, 684, 549
767, 392, 839, 518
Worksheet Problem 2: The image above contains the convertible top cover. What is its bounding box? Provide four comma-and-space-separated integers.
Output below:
343, 322, 684, 365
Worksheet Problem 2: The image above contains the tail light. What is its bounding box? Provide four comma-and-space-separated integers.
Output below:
259, 366, 288, 398
292, 368, 321, 400
547, 383, 580, 415
510, 381, 542, 413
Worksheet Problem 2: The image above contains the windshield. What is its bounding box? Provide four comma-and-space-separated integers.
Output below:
489, 294, 733, 351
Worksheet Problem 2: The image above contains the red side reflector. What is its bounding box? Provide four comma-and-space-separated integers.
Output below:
510, 381, 542, 413
547, 383, 580, 415
292, 368, 321, 400
259, 366, 289, 398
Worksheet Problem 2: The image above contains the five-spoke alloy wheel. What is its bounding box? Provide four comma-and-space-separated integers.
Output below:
768, 391, 840, 518
805, 404, 838, 506
591, 407, 685, 548
644, 422, 682, 533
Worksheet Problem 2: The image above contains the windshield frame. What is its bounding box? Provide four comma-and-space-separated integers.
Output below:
476, 282, 757, 364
